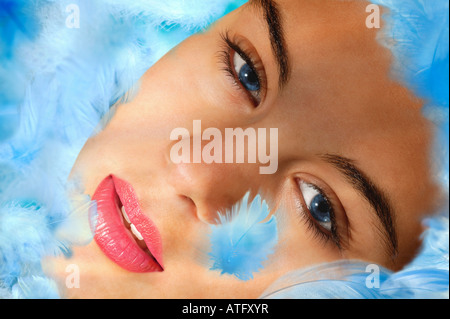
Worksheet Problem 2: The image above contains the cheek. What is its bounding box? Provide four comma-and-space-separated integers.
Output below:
274, 236, 341, 272
138, 32, 257, 128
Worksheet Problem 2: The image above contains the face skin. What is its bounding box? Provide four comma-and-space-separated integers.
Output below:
46, 0, 441, 298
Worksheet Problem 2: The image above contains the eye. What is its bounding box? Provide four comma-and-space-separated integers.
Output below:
299, 181, 333, 231
218, 31, 266, 107
294, 177, 347, 250
233, 52, 261, 96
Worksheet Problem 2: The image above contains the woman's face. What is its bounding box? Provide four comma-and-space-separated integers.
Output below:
49, 0, 439, 298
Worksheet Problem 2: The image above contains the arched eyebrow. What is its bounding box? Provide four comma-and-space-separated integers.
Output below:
250, 0, 291, 89
321, 154, 398, 260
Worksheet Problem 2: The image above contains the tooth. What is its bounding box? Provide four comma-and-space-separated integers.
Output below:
130, 223, 144, 241
121, 206, 131, 223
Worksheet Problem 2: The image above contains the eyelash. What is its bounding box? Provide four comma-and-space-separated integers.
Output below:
218, 31, 265, 106
295, 180, 342, 249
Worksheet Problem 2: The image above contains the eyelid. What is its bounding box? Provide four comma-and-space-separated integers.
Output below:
218, 31, 267, 106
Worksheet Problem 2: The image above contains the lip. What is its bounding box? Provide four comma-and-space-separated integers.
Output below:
91, 175, 163, 272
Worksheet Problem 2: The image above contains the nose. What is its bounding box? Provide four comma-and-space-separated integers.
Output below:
167, 161, 261, 224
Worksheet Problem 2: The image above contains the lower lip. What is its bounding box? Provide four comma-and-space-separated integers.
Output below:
91, 175, 163, 273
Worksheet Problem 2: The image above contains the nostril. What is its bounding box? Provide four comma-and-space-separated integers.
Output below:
179, 194, 197, 217
182, 195, 195, 207
180, 196, 223, 224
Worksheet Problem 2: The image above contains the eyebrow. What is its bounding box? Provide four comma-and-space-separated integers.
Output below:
321, 154, 398, 259
250, 0, 291, 88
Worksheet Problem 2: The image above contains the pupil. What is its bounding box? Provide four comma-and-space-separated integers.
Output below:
238, 63, 260, 91
310, 194, 331, 223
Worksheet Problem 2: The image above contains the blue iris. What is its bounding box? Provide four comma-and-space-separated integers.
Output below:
238, 63, 260, 92
309, 194, 332, 224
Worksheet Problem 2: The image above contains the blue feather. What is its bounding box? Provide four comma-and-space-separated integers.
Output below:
208, 193, 278, 281
372, 0, 449, 187
0, 0, 41, 142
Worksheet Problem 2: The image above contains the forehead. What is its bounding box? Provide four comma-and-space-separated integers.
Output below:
238, 3, 433, 158
288, 3, 436, 194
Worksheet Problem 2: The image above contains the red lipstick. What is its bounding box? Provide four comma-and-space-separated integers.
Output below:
91, 175, 163, 272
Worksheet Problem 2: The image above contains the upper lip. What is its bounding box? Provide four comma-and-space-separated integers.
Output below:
91, 174, 164, 273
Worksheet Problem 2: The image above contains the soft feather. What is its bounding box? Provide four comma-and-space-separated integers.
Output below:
208, 193, 278, 281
